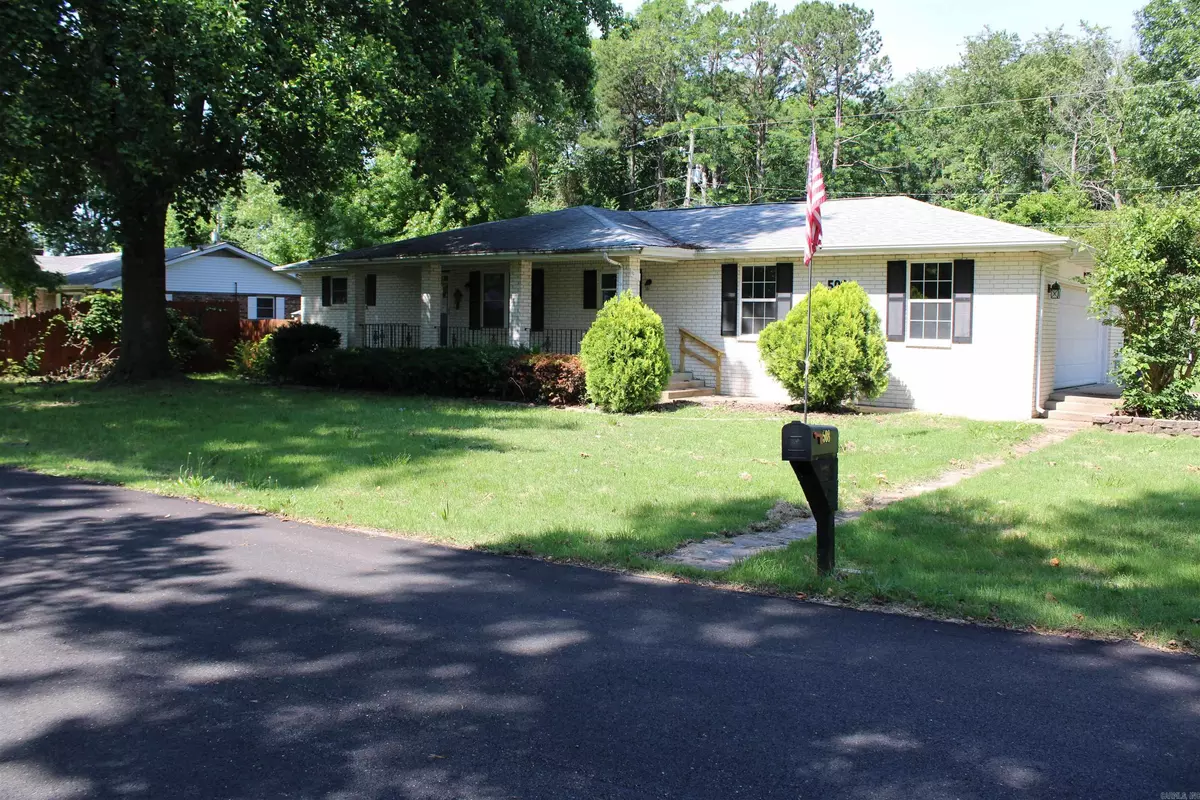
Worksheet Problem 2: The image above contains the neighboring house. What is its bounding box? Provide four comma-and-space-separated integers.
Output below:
285, 197, 1117, 421
1, 242, 300, 320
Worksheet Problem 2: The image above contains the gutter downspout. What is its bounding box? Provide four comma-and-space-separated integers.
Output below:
1034, 263, 1046, 418
601, 249, 627, 296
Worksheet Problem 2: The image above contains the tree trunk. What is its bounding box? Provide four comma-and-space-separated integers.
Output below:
103, 195, 176, 383
1108, 141, 1122, 208
655, 148, 666, 208
831, 68, 843, 172
755, 122, 766, 194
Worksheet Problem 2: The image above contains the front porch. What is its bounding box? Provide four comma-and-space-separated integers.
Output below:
305, 256, 645, 355
301, 254, 745, 396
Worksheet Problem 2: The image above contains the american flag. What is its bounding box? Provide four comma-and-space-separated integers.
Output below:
804, 127, 826, 267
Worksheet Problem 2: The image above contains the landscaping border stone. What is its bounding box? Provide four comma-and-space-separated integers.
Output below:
1094, 416, 1200, 436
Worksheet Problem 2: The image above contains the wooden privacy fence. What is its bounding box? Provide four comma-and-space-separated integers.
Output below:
0, 299, 252, 375
239, 318, 292, 342
0, 306, 114, 373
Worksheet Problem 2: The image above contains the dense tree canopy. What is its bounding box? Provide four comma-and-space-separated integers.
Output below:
0, 0, 616, 378
6, 0, 1200, 343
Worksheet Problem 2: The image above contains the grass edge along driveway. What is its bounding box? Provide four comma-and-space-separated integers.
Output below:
4, 377, 1197, 651
725, 429, 1200, 652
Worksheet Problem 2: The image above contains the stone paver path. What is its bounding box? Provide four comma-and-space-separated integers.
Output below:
663, 422, 1081, 571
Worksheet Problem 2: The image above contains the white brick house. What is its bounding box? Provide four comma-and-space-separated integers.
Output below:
285, 197, 1111, 421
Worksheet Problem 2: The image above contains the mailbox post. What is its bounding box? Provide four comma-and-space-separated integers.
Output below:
781, 421, 839, 575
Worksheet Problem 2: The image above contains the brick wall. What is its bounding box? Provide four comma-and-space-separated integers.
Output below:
298, 251, 1059, 420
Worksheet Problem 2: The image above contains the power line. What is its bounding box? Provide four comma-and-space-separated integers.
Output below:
747, 182, 1200, 197
626, 77, 1200, 149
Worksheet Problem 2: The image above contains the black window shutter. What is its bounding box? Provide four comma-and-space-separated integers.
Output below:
775, 262, 793, 321
952, 259, 975, 343
468, 271, 481, 329
886, 260, 906, 342
721, 263, 738, 336
321, 275, 332, 307
531, 269, 545, 332
365, 274, 377, 307
583, 269, 597, 309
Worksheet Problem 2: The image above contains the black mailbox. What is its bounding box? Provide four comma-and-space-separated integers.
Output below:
782, 422, 839, 461
781, 421, 839, 575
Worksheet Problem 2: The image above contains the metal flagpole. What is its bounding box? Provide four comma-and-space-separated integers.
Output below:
803, 253, 812, 424
803, 123, 814, 424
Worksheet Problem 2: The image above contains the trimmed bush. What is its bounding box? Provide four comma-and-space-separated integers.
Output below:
505, 354, 587, 405
271, 323, 341, 376
579, 291, 672, 413
283, 345, 589, 405
757, 281, 890, 410
286, 345, 521, 397
230, 333, 276, 380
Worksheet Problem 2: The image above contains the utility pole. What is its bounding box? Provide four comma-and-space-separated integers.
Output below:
684, 128, 695, 208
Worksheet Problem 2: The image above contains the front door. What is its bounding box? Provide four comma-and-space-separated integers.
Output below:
440, 271, 449, 346
1055, 284, 1106, 388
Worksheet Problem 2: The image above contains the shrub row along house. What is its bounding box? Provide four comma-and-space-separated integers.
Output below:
283, 197, 1116, 420
1, 242, 299, 320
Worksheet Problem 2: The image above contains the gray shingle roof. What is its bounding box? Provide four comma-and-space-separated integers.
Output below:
306, 196, 1073, 266
37, 244, 248, 286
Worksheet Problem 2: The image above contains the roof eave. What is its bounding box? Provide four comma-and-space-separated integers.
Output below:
686, 240, 1075, 259
285, 245, 696, 271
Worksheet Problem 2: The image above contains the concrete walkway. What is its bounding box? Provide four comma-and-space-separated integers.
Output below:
664, 422, 1082, 571
1, 467, 1196, 799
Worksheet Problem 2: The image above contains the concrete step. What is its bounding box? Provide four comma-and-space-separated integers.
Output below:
1045, 409, 1108, 423
1045, 399, 1118, 415
661, 387, 717, 401
672, 371, 694, 381
668, 378, 705, 390
1048, 389, 1120, 404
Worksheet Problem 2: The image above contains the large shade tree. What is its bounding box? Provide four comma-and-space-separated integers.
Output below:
0, 0, 614, 380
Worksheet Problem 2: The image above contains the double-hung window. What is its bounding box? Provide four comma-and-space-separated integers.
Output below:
256, 296, 276, 319
740, 264, 777, 336
600, 272, 618, 305
321, 276, 348, 306
482, 273, 505, 328
908, 262, 952, 341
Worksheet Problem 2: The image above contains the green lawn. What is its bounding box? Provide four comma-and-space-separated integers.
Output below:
726, 430, 1200, 651
0, 377, 1035, 569
4, 378, 1194, 651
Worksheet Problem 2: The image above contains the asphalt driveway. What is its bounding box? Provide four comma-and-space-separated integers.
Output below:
0, 468, 1197, 799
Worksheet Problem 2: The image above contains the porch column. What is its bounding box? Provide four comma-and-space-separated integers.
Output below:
509, 259, 532, 347
618, 255, 642, 297
419, 262, 441, 348
346, 269, 367, 347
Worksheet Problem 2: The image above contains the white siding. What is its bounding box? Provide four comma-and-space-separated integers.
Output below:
298, 249, 1061, 421
643, 252, 1051, 420
165, 254, 300, 295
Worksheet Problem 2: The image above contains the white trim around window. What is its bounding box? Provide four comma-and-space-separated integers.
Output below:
600, 271, 617, 305
738, 264, 778, 338
907, 261, 953, 345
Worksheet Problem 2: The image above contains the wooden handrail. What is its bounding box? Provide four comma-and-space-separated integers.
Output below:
679, 327, 724, 395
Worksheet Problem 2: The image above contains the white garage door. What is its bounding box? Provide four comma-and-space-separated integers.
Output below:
1055, 285, 1107, 388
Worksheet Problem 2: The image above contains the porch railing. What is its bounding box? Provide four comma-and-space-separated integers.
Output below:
528, 328, 588, 355
679, 326, 724, 395
443, 326, 514, 347
360, 323, 421, 349
357, 324, 591, 353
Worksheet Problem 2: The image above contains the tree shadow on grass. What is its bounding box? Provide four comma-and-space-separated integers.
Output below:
731, 489, 1200, 647
0, 381, 585, 491
1, 468, 1197, 799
